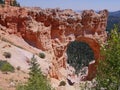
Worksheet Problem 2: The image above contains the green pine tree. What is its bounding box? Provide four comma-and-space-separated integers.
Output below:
17, 55, 52, 90
11, 0, 20, 7
0, 0, 4, 4
96, 25, 120, 90
25, 55, 52, 90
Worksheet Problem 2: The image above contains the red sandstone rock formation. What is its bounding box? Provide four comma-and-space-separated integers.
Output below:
0, 6, 108, 80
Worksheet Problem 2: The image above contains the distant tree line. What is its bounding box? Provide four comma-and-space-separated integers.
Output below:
107, 11, 120, 32
0, 0, 4, 4
0, 0, 20, 7
11, 0, 20, 7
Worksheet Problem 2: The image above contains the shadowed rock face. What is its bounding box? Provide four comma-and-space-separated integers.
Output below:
0, 6, 108, 80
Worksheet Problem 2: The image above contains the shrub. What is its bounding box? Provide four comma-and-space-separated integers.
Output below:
16, 66, 21, 71
0, 60, 15, 72
16, 83, 26, 90
0, 87, 2, 90
59, 81, 66, 86
3, 52, 11, 58
39, 53, 45, 59
96, 25, 120, 90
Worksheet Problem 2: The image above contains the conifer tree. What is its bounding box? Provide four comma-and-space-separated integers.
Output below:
11, 0, 20, 7
17, 55, 52, 90
96, 25, 120, 90
25, 55, 51, 90
0, 0, 4, 4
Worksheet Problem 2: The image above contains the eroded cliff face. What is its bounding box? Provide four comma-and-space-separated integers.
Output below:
0, 6, 108, 80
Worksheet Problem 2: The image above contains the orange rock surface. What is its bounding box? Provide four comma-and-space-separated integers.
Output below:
0, 6, 108, 80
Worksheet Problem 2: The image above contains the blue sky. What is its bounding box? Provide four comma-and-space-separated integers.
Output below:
17, 0, 120, 11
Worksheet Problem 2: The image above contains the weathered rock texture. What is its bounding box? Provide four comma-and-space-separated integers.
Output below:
0, 6, 108, 80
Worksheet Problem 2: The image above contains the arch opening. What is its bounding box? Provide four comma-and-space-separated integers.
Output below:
66, 41, 95, 74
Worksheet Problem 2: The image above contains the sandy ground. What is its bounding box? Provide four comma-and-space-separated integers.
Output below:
0, 30, 95, 90
0, 71, 28, 90
0, 37, 51, 90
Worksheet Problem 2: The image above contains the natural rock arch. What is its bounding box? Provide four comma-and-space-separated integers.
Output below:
0, 7, 108, 80
66, 37, 100, 80
75, 37, 100, 80
76, 37, 100, 61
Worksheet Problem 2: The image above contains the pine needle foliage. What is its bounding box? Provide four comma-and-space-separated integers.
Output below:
96, 25, 120, 90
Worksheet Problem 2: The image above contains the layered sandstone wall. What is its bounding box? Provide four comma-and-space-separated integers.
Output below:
0, 6, 108, 80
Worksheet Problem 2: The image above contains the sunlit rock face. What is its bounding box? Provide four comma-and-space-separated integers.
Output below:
0, 6, 108, 80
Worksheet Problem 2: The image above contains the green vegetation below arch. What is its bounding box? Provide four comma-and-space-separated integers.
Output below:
67, 41, 95, 74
